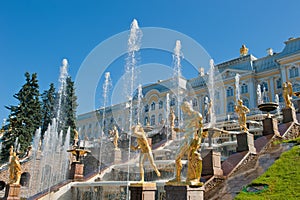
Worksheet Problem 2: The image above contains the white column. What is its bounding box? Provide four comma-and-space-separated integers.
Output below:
248, 78, 256, 108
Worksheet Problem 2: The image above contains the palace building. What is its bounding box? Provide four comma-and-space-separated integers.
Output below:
76, 37, 300, 141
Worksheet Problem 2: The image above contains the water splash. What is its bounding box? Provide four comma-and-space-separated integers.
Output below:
207, 59, 216, 127
235, 73, 240, 102
257, 85, 262, 105
166, 93, 170, 140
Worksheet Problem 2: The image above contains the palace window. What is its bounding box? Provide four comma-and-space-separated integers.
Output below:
144, 104, 149, 112
276, 78, 282, 89
293, 83, 300, 92
159, 101, 163, 109
261, 82, 268, 92
151, 102, 156, 110
241, 83, 248, 94
170, 98, 176, 106
289, 66, 299, 78
150, 115, 155, 126
192, 98, 198, 107
227, 102, 234, 113
243, 99, 249, 108
144, 117, 149, 125
226, 87, 234, 97
158, 114, 163, 124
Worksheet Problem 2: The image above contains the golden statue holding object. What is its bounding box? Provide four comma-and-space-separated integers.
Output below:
131, 124, 160, 182
283, 81, 293, 108
168, 101, 203, 186
9, 151, 22, 185
235, 99, 250, 132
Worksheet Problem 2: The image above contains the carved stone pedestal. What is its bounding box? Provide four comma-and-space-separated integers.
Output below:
282, 107, 298, 123
4, 184, 21, 200
69, 162, 84, 181
236, 132, 256, 154
202, 150, 223, 176
129, 182, 156, 200
164, 185, 204, 200
114, 148, 122, 164
262, 117, 280, 136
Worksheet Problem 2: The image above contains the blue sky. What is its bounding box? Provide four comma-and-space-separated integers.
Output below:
1, 0, 300, 122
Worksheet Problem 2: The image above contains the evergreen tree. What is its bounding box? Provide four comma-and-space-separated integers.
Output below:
41, 83, 56, 137
1, 72, 42, 162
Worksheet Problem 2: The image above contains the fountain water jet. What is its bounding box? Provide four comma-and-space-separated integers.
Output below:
98, 72, 112, 172
207, 59, 216, 127
172, 40, 183, 130
235, 73, 240, 102
257, 85, 262, 105
123, 19, 142, 200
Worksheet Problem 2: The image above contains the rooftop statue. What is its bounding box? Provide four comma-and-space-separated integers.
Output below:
9, 152, 21, 185
131, 124, 160, 182
283, 81, 293, 108
168, 101, 203, 186
235, 99, 250, 132
240, 44, 248, 56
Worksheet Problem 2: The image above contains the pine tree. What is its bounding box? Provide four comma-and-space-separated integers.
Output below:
41, 83, 56, 138
1, 72, 42, 162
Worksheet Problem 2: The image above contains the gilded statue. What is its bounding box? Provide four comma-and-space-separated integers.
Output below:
240, 44, 248, 56
111, 125, 119, 149
73, 129, 79, 146
168, 101, 203, 185
235, 99, 250, 132
283, 81, 293, 108
131, 124, 160, 182
169, 108, 175, 129
9, 152, 21, 185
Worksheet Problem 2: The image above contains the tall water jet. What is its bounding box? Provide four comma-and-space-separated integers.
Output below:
257, 85, 262, 105
166, 93, 170, 140
172, 40, 183, 127
275, 94, 280, 115
124, 19, 142, 199
235, 73, 240, 102
56, 59, 69, 127
136, 84, 143, 124
207, 59, 216, 127
263, 86, 269, 102
98, 72, 112, 172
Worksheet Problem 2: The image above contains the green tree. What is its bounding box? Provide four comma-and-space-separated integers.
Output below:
1, 72, 42, 162
41, 83, 56, 137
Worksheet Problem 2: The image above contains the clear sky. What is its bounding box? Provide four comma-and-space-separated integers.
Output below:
1, 0, 300, 122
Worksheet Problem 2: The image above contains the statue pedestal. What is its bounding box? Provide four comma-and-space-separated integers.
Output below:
4, 184, 21, 200
164, 185, 204, 200
129, 182, 156, 200
202, 149, 223, 176
114, 148, 122, 164
282, 107, 298, 123
69, 162, 84, 181
236, 132, 256, 154
262, 117, 280, 136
